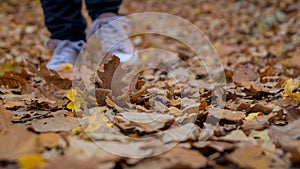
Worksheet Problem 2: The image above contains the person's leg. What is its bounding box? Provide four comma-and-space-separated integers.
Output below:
41, 0, 86, 70
41, 0, 86, 41
85, 0, 122, 21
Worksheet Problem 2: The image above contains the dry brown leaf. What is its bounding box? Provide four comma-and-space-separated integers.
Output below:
0, 125, 37, 160
219, 130, 256, 142
0, 73, 27, 93
208, 108, 246, 122
268, 118, 300, 149
96, 55, 120, 89
37, 64, 71, 89
3, 100, 26, 109
96, 140, 165, 158
46, 156, 102, 169
0, 104, 12, 134
38, 133, 65, 149
192, 141, 235, 152
96, 88, 112, 106
31, 116, 79, 132
57, 69, 74, 81
119, 112, 174, 133
181, 104, 200, 114
45, 137, 117, 168
227, 145, 271, 169
232, 64, 259, 86
162, 123, 200, 143
129, 146, 207, 169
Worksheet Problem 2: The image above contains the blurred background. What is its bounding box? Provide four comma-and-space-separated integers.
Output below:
0, 0, 299, 76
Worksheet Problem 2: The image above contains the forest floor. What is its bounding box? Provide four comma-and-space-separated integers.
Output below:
0, 0, 300, 169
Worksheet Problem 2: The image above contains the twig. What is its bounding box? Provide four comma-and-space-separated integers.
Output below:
12, 111, 52, 123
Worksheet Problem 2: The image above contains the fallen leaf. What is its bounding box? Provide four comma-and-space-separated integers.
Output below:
18, 153, 46, 169
37, 64, 71, 89
31, 116, 79, 132
251, 129, 270, 141
0, 73, 27, 92
219, 130, 255, 142
96, 88, 112, 106
181, 104, 200, 114
232, 64, 259, 86
268, 118, 300, 148
0, 60, 23, 76
96, 55, 120, 89
66, 89, 84, 112
283, 79, 300, 100
45, 156, 103, 169
162, 123, 200, 143
227, 145, 271, 169
65, 137, 120, 165
96, 140, 163, 158
208, 108, 246, 122
0, 125, 37, 160
245, 112, 263, 120
129, 146, 207, 169
0, 104, 13, 134
119, 112, 174, 132
38, 133, 63, 148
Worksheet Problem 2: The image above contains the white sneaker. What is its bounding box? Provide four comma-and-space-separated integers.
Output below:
86, 14, 138, 64
45, 39, 85, 70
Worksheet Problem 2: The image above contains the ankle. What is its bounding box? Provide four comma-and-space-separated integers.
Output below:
98, 12, 118, 19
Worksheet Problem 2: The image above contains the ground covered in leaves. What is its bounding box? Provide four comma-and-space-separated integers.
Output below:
1, 0, 300, 169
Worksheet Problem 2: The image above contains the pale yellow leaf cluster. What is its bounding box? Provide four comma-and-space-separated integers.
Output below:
284, 79, 300, 101
72, 106, 113, 135
66, 89, 84, 112
245, 112, 263, 120
0, 61, 22, 76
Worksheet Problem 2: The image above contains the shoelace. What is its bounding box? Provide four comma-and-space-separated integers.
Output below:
87, 16, 133, 53
44, 40, 85, 62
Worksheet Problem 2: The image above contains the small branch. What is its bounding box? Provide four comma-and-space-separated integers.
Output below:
12, 111, 52, 123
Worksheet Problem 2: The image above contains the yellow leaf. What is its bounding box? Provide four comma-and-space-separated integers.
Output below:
80, 107, 112, 132
18, 154, 46, 169
0, 61, 23, 76
66, 89, 84, 112
106, 123, 114, 128
284, 79, 294, 98
71, 126, 83, 135
66, 102, 81, 112
83, 114, 105, 132
283, 79, 300, 100
245, 112, 263, 120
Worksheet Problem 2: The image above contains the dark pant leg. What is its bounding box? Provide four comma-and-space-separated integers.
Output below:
41, 0, 86, 41
86, 0, 122, 21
